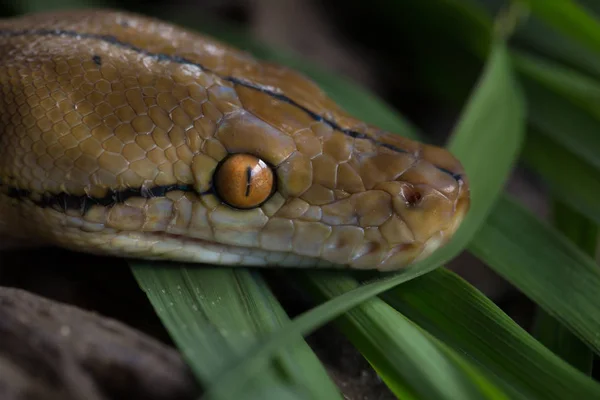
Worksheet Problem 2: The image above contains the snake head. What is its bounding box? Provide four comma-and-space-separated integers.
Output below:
0, 9, 470, 271
352, 140, 470, 270
192, 105, 470, 271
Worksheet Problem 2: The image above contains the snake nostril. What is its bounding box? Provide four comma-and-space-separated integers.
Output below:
403, 187, 422, 207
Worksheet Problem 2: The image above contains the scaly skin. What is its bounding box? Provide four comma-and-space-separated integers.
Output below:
0, 10, 470, 270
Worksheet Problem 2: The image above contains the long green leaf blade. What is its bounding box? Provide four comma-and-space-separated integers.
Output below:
521, 130, 600, 225
132, 266, 342, 399
515, 53, 600, 171
552, 202, 599, 257
446, 37, 524, 225
469, 196, 600, 354
380, 268, 600, 399
510, 12, 600, 81
531, 201, 597, 374
525, 0, 600, 54
300, 274, 510, 400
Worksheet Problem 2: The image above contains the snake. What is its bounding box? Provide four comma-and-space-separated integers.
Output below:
0, 9, 470, 271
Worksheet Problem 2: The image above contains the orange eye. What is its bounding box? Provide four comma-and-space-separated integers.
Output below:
213, 154, 275, 209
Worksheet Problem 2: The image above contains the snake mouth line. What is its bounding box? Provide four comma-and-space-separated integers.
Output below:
103, 229, 339, 269
0, 180, 212, 214
0, 27, 463, 183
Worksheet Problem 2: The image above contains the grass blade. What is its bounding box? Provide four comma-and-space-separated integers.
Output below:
380, 268, 600, 399
530, 201, 597, 374
551, 201, 599, 257
515, 50, 600, 119
469, 195, 600, 355
511, 12, 600, 81
515, 53, 600, 171
132, 265, 342, 399
201, 245, 468, 400
299, 273, 510, 400
446, 37, 525, 226
525, 0, 600, 54
521, 129, 600, 225
532, 308, 595, 375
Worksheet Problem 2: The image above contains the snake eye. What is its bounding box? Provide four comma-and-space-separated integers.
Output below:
213, 154, 275, 209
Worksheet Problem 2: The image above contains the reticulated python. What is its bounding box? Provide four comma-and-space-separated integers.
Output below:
0, 10, 470, 270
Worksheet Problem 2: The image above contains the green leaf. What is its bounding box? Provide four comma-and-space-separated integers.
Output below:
579, 0, 600, 17
531, 201, 597, 374
201, 247, 469, 400
380, 268, 600, 399
532, 308, 595, 375
524, 0, 600, 55
514, 50, 600, 120
552, 201, 599, 257
521, 130, 600, 225
446, 37, 525, 227
131, 265, 342, 399
514, 52, 600, 170
510, 12, 600, 82
469, 195, 600, 355
298, 274, 510, 400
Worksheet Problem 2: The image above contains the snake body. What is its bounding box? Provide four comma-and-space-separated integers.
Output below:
0, 10, 469, 270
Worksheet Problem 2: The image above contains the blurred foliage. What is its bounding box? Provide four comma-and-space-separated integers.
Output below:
1, 0, 599, 399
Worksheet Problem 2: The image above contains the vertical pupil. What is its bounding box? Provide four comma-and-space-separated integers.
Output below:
245, 165, 252, 197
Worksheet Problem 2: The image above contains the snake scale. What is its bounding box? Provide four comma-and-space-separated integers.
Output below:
0, 10, 469, 270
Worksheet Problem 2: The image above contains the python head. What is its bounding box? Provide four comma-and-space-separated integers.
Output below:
0, 10, 470, 270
